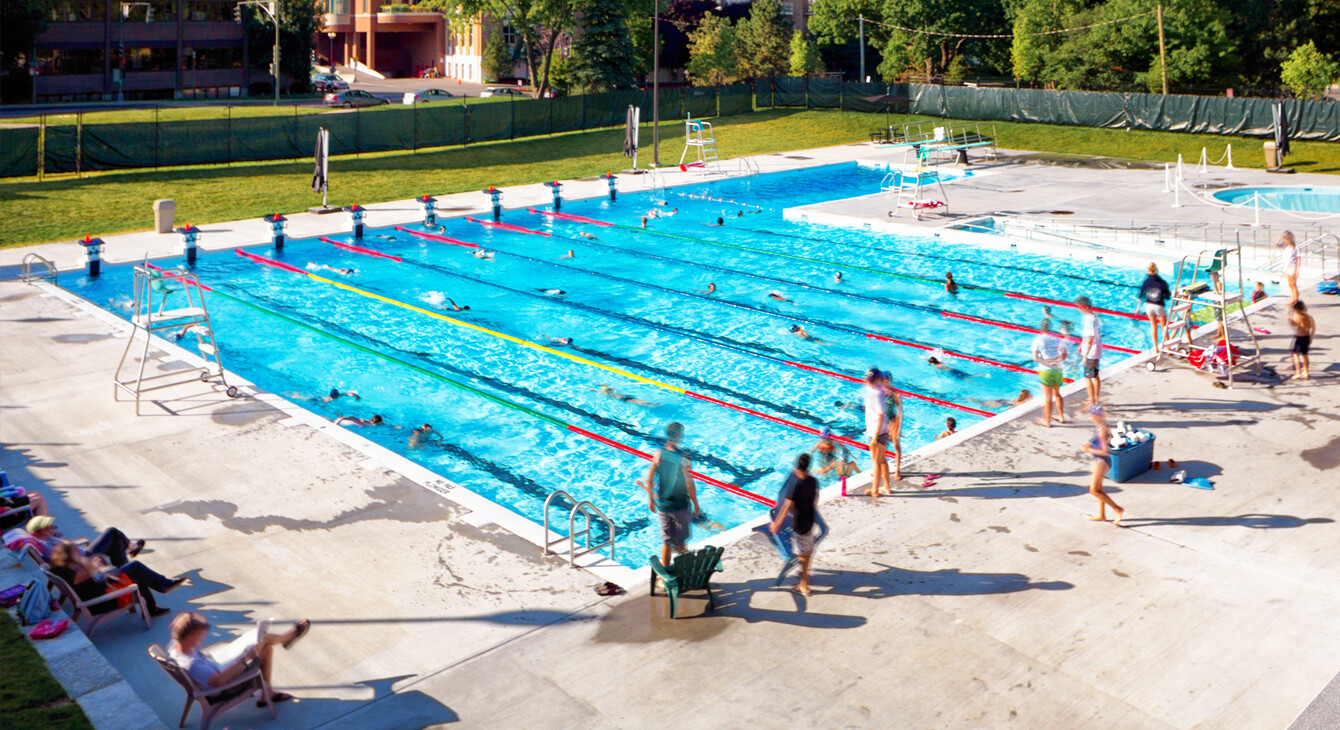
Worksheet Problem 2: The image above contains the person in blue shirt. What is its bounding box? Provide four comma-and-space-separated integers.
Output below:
1138, 263, 1172, 351
638, 422, 700, 567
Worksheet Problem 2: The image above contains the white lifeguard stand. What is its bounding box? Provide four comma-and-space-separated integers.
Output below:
886, 143, 949, 220
678, 116, 720, 172
1152, 247, 1262, 386
114, 262, 236, 414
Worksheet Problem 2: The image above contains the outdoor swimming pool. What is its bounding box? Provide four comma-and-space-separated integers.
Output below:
65, 163, 1155, 568
1213, 186, 1340, 214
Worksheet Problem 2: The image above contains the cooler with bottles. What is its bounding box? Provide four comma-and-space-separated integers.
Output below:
1108, 421, 1155, 483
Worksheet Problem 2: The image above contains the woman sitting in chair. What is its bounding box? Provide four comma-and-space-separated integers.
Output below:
168, 611, 310, 705
48, 539, 182, 617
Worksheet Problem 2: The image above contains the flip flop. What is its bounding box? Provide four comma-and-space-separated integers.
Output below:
260, 692, 295, 707
1168, 459, 1177, 468
1184, 477, 1214, 490
282, 619, 310, 650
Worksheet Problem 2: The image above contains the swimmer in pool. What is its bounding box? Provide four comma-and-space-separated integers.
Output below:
833, 399, 861, 412
640, 217, 648, 228
596, 385, 657, 407
965, 389, 1033, 410
708, 217, 725, 227
335, 414, 383, 427
171, 324, 206, 342
928, 356, 983, 379
810, 429, 858, 480
321, 388, 360, 403
538, 288, 566, 296
834, 272, 844, 284
447, 298, 470, 311
1040, 306, 1074, 333
788, 324, 824, 343
375, 234, 398, 241
309, 263, 355, 276
735, 211, 745, 218
408, 423, 439, 448
936, 417, 957, 440
550, 337, 573, 346
769, 291, 795, 304
944, 272, 959, 296
702, 283, 717, 294
472, 249, 495, 261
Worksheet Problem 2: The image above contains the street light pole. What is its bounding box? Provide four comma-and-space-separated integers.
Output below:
116, 2, 152, 102
328, 31, 336, 73
652, 0, 659, 167
235, 1, 280, 105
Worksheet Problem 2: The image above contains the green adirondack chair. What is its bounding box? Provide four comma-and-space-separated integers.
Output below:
649, 545, 725, 619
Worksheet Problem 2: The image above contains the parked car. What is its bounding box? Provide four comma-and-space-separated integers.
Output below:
480, 86, 525, 98
311, 72, 348, 93
402, 89, 457, 105
324, 89, 389, 108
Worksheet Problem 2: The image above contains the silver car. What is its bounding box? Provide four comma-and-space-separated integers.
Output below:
402, 88, 457, 104
324, 89, 388, 108
480, 86, 524, 98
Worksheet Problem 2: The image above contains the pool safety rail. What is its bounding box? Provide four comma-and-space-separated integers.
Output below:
20, 254, 57, 283
232, 248, 776, 507
542, 490, 616, 567
1264, 232, 1339, 280
114, 263, 237, 414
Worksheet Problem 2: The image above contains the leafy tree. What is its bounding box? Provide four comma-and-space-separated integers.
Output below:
481, 28, 511, 82
790, 30, 825, 76
427, 0, 575, 97
1009, 0, 1084, 85
569, 0, 637, 90
1, 0, 49, 103
735, 0, 792, 79
1280, 40, 1340, 100
685, 13, 738, 85
245, 0, 324, 94
810, 0, 1006, 81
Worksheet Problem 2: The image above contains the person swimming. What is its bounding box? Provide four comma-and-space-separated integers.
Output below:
335, 414, 383, 427
447, 298, 470, 311
927, 356, 981, 379
472, 249, 495, 260
702, 283, 717, 294
965, 389, 1033, 410
408, 423, 439, 448
375, 234, 398, 241
769, 291, 794, 303
321, 388, 360, 403
538, 288, 566, 296
708, 217, 725, 226
944, 272, 959, 296
834, 272, 844, 284
171, 324, 206, 342
309, 263, 355, 276
788, 324, 824, 343
596, 385, 656, 407
550, 337, 573, 346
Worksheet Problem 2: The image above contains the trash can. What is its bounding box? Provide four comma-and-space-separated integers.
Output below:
1108, 432, 1155, 483
153, 199, 176, 234
1264, 141, 1278, 169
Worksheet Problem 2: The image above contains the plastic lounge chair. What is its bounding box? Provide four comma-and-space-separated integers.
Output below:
43, 567, 151, 635
648, 545, 724, 619
0, 504, 34, 531
149, 643, 276, 730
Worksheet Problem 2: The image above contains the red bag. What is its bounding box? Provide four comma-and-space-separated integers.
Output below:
105, 573, 136, 608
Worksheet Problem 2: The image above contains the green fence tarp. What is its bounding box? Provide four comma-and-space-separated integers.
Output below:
549, 95, 585, 134
719, 84, 753, 117
467, 101, 513, 143
513, 96, 550, 138
683, 87, 716, 119
0, 127, 39, 177
773, 77, 806, 107
808, 78, 842, 108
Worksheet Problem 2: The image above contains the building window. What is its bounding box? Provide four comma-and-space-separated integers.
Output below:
502, 24, 517, 47
35, 47, 106, 75
189, 46, 243, 69
186, 0, 234, 21
124, 46, 177, 72
781, 2, 793, 15
326, 0, 350, 13
49, 0, 106, 22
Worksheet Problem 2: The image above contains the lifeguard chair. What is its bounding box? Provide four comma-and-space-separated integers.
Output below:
678, 116, 720, 172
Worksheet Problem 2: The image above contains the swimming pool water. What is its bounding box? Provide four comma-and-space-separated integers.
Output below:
66, 163, 1154, 568
1213, 186, 1340, 214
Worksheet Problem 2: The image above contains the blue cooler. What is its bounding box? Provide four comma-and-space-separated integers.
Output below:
1108, 433, 1155, 482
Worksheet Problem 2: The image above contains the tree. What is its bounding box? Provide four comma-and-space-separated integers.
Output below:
481, 28, 512, 82
790, 30, 824, 76
735, 0, 792, 79
569, 0, 637, 90
426, 0, 576, 97
244, 0, 324, 95
685, 13, 739, 85
1009, 0, 1084, 85
1281, 40, 1340, 100
0, 0, 48, 104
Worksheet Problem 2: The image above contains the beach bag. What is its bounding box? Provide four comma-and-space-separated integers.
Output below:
19, 580, 53, 626
0, 583, 26, 607
106, 573, 137, 609
30, 618, 70, 640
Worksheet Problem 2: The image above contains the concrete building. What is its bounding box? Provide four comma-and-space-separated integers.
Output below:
322, 0, 510, 81
33, 0, 256, 102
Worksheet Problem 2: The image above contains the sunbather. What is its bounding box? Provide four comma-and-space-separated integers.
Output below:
48, 539, 185, 618
168, 611, 310, 706
26, 515, 144, 566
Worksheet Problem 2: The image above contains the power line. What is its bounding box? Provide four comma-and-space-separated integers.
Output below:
863, 10, 1156, 40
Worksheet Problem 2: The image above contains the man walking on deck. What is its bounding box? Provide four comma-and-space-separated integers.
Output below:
639, 422, 700, 566
1076, 296, 1103, 405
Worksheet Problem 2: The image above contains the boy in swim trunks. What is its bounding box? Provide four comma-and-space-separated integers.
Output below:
862, 367, 891, 497
639, 422, 699, 566
1031, 320, 1069, 427
1076, 296, 1103, 406
1289, 300, 1316, 380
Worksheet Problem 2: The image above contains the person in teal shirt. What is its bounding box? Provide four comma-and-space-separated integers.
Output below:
638, 422, 700, 566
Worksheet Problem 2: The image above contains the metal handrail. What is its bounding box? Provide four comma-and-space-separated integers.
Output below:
541, 490, 617, 567
1264, 232, 1340, 276
20, 254, 57, 283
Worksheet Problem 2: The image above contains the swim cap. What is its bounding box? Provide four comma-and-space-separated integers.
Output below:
329, 388, 340, 399
789, 325, 800, 333
820, 428, 832, 440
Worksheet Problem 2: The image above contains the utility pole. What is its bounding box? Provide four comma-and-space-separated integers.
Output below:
652, 0, 660, 167
1157, 3, 1168, 95
117, 2, 152, 102
858, 15, 865, 83
235, 1, 280, 105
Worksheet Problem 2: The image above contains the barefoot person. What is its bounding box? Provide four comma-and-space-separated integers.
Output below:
1138, 263, 1171, 351
1081, 404, 1123, 525
1290, 300, 1316, 380
1031, 320, 1068, 427
1076, 296, 1103, 405
862, 368, 890, 497
638, 422, 699, 567
1277, 231, 1300, 304
881, 371, 904, 484
769, 453, 820, 596
168, 611, 310, 706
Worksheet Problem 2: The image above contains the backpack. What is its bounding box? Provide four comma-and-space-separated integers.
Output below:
19, 579, 53, 626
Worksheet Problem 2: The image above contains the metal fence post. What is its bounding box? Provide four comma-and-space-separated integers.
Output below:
37, 113, 45, 181
154, 107, 160, 169
547, 95, 553, 135
510, 96, 515, 139
75, 112, 83, 178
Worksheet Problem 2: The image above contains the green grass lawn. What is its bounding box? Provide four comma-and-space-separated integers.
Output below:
2, 107, 1337, 247
0, 612, 94, 730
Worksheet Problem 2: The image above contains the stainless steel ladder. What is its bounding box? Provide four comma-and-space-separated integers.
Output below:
114, 262, 237, 414
20, 254, 58, 283
542, 490, 617, 567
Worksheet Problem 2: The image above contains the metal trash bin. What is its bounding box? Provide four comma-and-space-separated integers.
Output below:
1108, 433, 1155, 483
1264, 141, 1278, 169
153, 199, 176, 234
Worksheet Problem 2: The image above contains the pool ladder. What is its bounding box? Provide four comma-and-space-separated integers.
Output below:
542, 490, 617, 567
20, 254, 57, 283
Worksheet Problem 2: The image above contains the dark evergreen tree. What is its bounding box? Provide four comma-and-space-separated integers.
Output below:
570, 0, 638, 90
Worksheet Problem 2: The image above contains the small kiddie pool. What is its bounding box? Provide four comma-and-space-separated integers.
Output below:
1213, 186, 1340, 214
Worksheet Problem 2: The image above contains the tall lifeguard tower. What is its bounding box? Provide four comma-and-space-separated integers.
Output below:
678, 115, 720, 172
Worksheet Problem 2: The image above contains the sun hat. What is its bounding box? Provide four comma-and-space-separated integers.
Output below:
26, 515, 55, 533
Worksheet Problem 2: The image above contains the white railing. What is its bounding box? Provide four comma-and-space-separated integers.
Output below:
20, 253, 57, 283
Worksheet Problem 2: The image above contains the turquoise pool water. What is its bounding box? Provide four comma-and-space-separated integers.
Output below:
1213, 186, 1340, 214
65, 163, 1153, 568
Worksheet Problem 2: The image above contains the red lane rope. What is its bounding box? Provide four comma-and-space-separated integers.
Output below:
784, 361, 994, 417
566, 425, 774, 507
863, 333, 1043, 377
940, 311, 1142, 355
527, 207, 614, 227
465, 216, 552, 237
144, 263, 214, 292
995, 290, 1143, 320
236, 248, 306, 274
393, 226, 480, 248
319, 237, 402, 262
683, 391, 867, 452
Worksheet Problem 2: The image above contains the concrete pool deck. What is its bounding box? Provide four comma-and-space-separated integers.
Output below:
2, 140, 1339, 728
